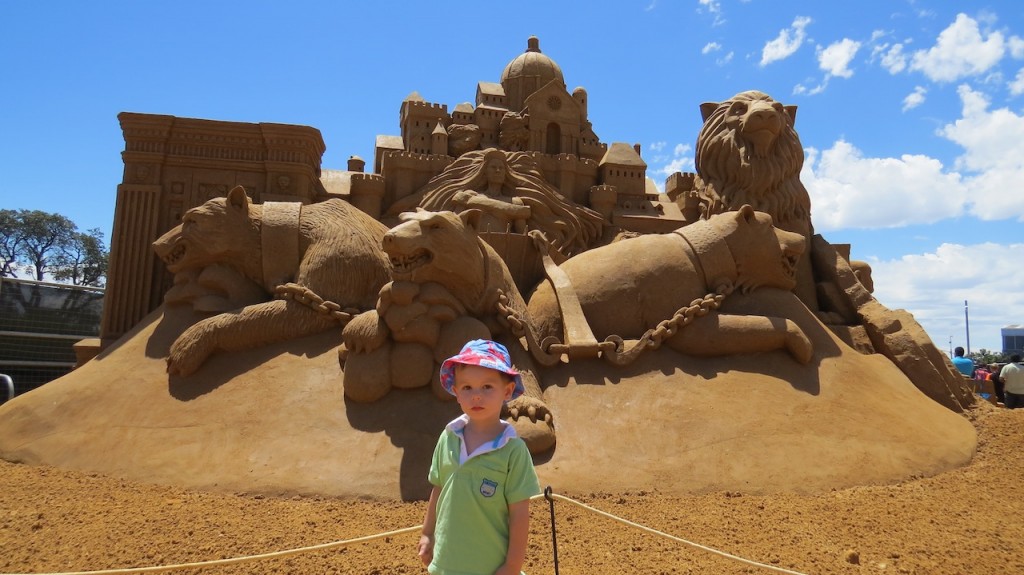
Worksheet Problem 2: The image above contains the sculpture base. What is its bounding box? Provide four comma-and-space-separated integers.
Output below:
0, 296, 976, 500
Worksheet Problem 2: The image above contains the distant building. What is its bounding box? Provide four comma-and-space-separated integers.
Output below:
1003, 325, 1024, 355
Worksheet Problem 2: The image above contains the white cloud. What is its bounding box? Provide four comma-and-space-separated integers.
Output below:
869, 242, 1024, 355
1009, 68, 1024, 96
802, 140, 966, 231
702, 42, 721, 55
793, 80, 827, 96
818, 38, 862, 78
802, 85, 1024, 232
1010, 36, 1024, 59
698, 0, 725, 26
717, 51, 735, 66
902, 86, 927, 111
649, 141, 667, 152
878, 43, 908, 74
761, 16, 812, 66
651, 143, 695, 180
910, 13, 1008, 82
939, 85, 1024, 220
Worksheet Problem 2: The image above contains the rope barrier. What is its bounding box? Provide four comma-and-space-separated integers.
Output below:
545, 492, 809, 575
3, 489, 808, 575
0, 525, 422, 575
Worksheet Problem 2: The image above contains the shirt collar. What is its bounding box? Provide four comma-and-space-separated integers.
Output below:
446, 414, 519, 463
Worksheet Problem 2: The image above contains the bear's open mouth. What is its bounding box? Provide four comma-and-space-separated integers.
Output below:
162, 244, 186, 267
390, 249, 432, 274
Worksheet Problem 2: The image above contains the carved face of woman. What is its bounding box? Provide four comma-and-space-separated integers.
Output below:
484, 157, 507, 187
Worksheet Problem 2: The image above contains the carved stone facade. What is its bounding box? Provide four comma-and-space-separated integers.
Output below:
101, 114, 326, 343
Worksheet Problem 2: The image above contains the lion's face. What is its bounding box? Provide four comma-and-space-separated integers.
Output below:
152, 186, 259, 274
720, 97, 791, 158
695, 91, 810, 229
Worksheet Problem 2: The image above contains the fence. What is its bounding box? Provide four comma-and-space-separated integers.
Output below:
0, 277, 104, 401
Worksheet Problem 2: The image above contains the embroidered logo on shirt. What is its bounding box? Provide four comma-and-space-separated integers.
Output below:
480, 478, 498, 497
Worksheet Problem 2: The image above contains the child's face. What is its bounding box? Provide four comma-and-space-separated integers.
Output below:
453, 364, 515, 423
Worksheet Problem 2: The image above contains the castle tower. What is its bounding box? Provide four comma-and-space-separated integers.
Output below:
572, 87, 588, 123
599, 142, 647, 198
399, 92, 449, 155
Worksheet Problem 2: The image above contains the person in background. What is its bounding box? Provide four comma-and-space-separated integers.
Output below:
951, 346, 974, 377
973, 364, 995, 404
988, 363, 1006, 406
999, 355, 1024, 410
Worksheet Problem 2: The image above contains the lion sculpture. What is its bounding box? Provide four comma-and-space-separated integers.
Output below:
152, 186, 392, 376
526, 205, 813, 365
694, 90, 817, 307
341, 209, 555, 453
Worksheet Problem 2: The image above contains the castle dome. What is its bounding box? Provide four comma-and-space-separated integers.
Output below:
500, 36, 564, 111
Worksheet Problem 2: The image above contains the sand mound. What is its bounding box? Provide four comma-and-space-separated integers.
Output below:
0, 290, 975, 500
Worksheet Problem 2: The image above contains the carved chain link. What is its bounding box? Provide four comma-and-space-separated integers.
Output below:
635, 282, 735, 351
499, 282, 735, 365
273, 283, 362, 324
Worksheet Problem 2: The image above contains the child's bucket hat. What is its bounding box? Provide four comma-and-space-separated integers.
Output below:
440, 339, 525, 400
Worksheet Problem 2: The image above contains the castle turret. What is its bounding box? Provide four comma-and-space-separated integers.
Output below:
572, 87, 588, 123
431, 122, 448, 156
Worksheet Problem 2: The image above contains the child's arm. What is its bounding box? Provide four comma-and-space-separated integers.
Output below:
495, 498, 530, 575
418, 485, 441, 566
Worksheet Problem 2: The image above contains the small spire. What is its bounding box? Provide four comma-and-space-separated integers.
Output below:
527, 36, 540, 53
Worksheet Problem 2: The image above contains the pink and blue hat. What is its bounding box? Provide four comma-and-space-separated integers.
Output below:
440, 339, 525, 400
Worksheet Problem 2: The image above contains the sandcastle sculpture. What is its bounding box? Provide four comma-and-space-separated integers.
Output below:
0, 37, 978, 500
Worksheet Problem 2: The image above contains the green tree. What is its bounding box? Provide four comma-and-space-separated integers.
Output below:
968, 349, 1008, 366
52, 228, 108, 287
0, 209, 108, 287
0, 210, 23, 277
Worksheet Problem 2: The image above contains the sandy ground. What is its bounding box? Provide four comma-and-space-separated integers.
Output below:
1, 403, 1020, 575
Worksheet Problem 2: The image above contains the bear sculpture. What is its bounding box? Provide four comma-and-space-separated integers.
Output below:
341, 209, 554, 452
152, 186, 392, 376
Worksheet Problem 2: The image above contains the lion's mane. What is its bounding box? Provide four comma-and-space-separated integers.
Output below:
695, 91, 811, 235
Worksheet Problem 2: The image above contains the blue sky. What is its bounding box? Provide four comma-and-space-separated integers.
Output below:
1, 0, 1021, 354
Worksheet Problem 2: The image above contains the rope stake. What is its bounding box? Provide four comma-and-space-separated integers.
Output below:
544, 486, 560, 575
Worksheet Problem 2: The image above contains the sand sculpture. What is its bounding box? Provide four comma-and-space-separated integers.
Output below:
341, 208, 554, 452
0, 37, 978, 500
152, 186, 392, 376
386, 148, 604, 258
524, 205, 812, 367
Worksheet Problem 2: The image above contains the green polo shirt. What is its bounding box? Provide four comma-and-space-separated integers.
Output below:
428, 416, 540, 575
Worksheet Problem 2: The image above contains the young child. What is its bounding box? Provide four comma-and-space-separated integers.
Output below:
418, 339, 541, 575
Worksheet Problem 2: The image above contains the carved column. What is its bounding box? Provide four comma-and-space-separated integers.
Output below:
99, 184, 162, 344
